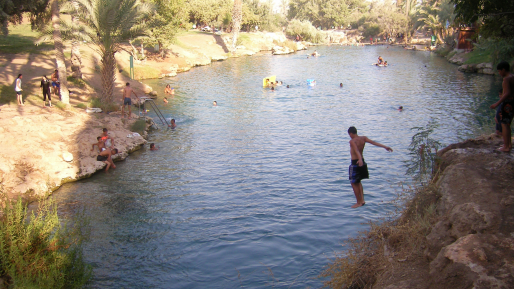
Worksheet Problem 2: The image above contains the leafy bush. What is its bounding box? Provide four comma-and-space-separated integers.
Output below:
0, 198, 92, 288
473, 37, 514, 67
361, 23, 381, 38
285, 19, 324, 43
130, 119, 147, 135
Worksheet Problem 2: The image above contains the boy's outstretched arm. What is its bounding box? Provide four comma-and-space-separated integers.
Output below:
365, 137, 393, 152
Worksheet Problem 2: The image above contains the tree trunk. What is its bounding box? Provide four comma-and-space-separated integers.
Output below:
101, 51, 116, 102
51, 0, 70, 104
436, 29, 444, 44
140, 43, 145, 59
70, 0, 82, 79
231, 0, 242, 52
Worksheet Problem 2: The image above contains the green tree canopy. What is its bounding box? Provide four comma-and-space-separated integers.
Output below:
288, 0, 366, 29
0, 0, 49, 34
452, 0, 514, 38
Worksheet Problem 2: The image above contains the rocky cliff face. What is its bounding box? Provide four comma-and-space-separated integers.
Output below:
375, 135, 514, 289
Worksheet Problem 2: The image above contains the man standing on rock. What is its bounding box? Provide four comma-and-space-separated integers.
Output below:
122, 82, 139, 119
347, 126, 393, 208
490, 61, 514, 152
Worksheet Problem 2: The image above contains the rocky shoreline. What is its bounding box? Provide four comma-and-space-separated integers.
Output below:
447, 50, 495, 75
0, 105, 152, 204
371, 134, 514, 288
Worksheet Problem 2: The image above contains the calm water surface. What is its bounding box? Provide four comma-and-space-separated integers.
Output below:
53, 46, 501, 288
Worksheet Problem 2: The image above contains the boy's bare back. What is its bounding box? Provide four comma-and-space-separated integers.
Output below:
349, 136, 367, 160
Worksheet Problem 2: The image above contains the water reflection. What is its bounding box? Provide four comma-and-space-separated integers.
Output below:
52, 46, 501, 288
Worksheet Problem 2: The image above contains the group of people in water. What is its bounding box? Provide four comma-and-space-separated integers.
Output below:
163, 84, 175, 104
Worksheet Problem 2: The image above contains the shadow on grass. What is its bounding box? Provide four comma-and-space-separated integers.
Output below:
0, 33, 53, 54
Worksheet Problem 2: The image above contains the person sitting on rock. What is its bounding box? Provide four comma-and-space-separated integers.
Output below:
91, 136, 106, 152
101, 128, 115, 149
96, 148, 118, 172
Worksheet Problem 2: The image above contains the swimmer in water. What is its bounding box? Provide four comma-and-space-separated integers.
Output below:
164, 97, 168, 104
287, 85, 290, 88
150, 143, 159, 151
165, 84, 172, 94
398, 106, 403, 111
170, 119, 176, 129
271, 86, 275, 91
340, 83, 343, 87
213, 101, 217, 106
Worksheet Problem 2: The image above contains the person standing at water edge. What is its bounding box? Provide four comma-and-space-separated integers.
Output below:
490, 61, 514, 152
122, 82, 139, 119
347, 126, 393, 208
15, 74, 23, 106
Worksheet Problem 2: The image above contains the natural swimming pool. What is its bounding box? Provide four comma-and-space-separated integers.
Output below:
52, 45, 501, 288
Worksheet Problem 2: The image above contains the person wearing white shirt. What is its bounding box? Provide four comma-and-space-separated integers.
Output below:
15, 74, 23, 106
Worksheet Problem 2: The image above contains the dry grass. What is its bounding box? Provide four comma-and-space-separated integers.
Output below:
320, 176, 441, 289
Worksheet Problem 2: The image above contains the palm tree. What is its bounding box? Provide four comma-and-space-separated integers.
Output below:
70, 0, 83, 79
68, 0, 151, 102
51, 0, 70, 104
231, 0, 242, 52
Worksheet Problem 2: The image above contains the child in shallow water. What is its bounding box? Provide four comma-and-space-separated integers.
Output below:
150, 143, 159, 151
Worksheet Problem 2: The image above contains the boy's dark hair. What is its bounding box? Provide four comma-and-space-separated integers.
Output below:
126, 82, 130, 86
150, 143, 155, 148
17, 74, 22, 78
102, 128, 107, 132
497, 61, 510, 71
97, 137, 101, 141
348, 126, 357, 134
112, 148, 118, 154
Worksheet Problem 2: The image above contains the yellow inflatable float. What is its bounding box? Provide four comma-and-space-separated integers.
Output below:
263, 75, 276, 87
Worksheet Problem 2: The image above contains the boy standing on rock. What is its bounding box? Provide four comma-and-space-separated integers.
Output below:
122, 82, 139, 119
348, 126, 393, 208
491, 61, 514, 152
